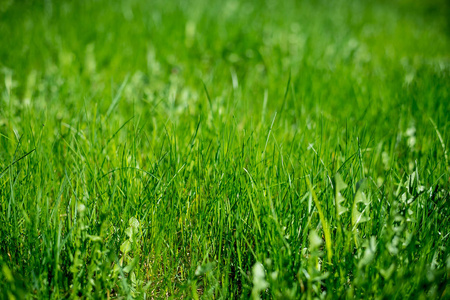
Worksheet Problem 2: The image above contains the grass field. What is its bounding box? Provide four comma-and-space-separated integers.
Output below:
1, 0, 449, 298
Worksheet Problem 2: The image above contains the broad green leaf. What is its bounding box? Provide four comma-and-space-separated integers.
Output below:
120, 240, 131, 254
309, 230, 323, 250
87, 234, 102, 242
195, 262, 215, 276
2, 265, 13, 282
125, 227, 133, 240
352, 179, 371, 230
252, 262, 269, 300
123, 264, 133, 273
358, 236, 377, 268
123, 257, 139, 273
129, 217, 139, 229
334, 173, 348, 217
380, 264, 396, 280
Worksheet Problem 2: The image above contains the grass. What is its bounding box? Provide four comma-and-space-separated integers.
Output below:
0, 0, 449, 298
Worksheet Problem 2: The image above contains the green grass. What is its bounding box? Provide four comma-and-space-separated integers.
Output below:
1, 0, 449, 298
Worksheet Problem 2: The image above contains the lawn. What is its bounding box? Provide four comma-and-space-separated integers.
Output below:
0, 0, 449, 298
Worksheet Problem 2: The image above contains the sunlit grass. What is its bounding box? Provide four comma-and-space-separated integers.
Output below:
1, 0, 449, 298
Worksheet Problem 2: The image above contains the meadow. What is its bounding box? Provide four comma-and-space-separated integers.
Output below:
0, 0, 449, 298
